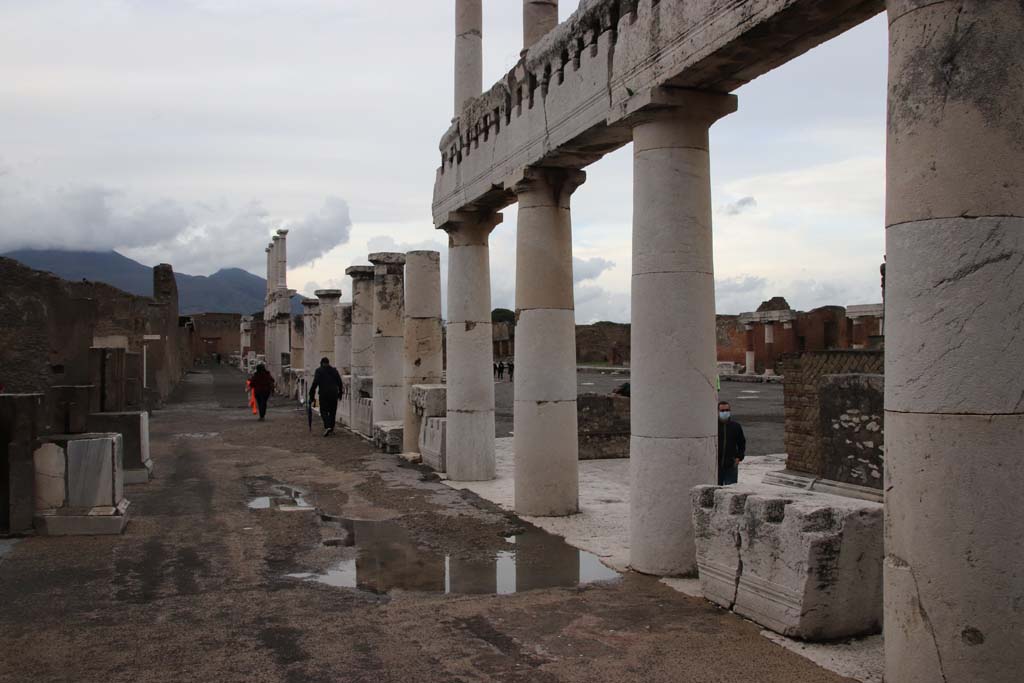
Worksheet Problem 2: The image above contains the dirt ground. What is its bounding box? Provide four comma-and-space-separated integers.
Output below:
0, 367, 849, 683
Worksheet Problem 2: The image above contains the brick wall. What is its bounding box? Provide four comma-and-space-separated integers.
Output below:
782, 350, 884, 476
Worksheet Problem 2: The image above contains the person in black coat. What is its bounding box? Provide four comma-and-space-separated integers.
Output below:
309, 357, 343, 436
717, 400, 746, 485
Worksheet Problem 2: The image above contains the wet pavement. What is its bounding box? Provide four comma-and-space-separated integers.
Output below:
0, 366, 850, 683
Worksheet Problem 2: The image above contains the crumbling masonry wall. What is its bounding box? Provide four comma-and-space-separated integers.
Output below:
781, 350, 883, 478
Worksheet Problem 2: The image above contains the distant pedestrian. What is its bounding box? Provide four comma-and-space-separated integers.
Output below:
507, 361, 514, 381
717, 400, 746, 485
494, 363, 499, 379
497, 361, 505, 380
309, 357, 343, 436
249, 364, 275, 421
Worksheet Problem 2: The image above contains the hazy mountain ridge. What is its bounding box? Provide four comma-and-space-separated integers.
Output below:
3, 249, 301, 316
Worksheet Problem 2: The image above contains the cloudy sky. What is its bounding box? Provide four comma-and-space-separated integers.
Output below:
0, 1, 888, 321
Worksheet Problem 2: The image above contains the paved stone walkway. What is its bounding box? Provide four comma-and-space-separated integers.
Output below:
0, 367, 853, 683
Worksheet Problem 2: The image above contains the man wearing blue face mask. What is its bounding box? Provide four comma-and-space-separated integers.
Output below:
717, 400, 746, 485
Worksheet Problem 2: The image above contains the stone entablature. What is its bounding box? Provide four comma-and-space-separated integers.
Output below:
433, 0, 882, 224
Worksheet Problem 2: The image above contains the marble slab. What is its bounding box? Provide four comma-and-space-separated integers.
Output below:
33, 443, 67, 511
67, 437, 115, 508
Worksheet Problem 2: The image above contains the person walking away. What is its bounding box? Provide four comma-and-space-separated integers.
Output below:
249, 364, 275, 421
309, 357, 343, 436
507, 361, 514, 382
497, 361, 505, 380
717, 400, 746, 485
494, 362, 499, 379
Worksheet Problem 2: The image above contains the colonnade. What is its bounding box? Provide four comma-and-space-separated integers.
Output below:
440, 2, 1023, 680
263, 229, 292, 383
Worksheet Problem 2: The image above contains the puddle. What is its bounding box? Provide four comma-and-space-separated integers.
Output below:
247, 484, 314, 511
287, 519, 620, 595
0, 539, 20, 564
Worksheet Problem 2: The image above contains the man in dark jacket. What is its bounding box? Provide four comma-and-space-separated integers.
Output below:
309, 357, 343, 436
717, 400, 746, 485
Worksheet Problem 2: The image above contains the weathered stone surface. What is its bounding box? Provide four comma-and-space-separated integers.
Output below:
33, 443, 66, 510
373, 421, 403, 455
46, 384, 95, 434
353, 398, 373, 439
0, 393, 44, 534
419, 417, 447, 473
692, 483, 883, 641
577, 393, 629, 460
817, 374, 883, 490
410, 384, 447, 418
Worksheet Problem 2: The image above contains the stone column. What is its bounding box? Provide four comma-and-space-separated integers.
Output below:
884, 3, 1024, 681
403, 251, 443, 453
763, 321, 775, 375
628, 90, 737, 576
443, 211, 502, 481
523, 0, 558, 50
276, 229, 288, 290
454, 0, 482, 113
369, 253, 407, 423
512, 167, 584, 516
265, 246, 273, 297
315, 290, 341, 366
347, 266, 375, 378
265, 245, 276, 378
301, 299, 320, 382
744, 324, 755, 375
335, 303, 352, 376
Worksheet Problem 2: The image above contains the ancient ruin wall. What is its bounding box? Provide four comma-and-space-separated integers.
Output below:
781, 350, 883, 478
0, 257, 185, 405
575, 322, 630, 365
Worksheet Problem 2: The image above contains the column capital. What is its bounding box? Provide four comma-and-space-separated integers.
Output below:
272, 235, 281, 243
609, 87, 737, 127
368, 252, 407, 266
508, 166, 586, 203
440, 210, 503, 246
276, 228, 289, 237
314, 289, 342, 301
345, 265, 375, 280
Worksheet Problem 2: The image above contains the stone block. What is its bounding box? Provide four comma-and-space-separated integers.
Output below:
33, 443, 66, 510
87, 412, 153, 483
37, 433, 125, 510
818, 374, 884, 490
373, 421, 404, 454
577, 393, 630, 460
1, 393, 45, 534
692, 482, 883, 641
354, 398, 373, 438
419, 417, 447, 472
409, 384, 446, 418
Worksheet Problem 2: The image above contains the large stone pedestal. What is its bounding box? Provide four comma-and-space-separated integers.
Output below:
369, 253, 407, 425
87, 411, 152, 484
34, 433, 130, 536
692, 483, 882, 641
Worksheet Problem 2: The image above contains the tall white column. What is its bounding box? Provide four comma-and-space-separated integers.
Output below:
512, 167, 584, 516
444, 211, 502, 481
347, 266, 375, 379
884, 2, 1024, 681
265, 246, 273, 296
454, 0, 482, 113
276, 229, 288, 290
301, 299, 320, 381
335, 303, 352, 376
264, 244, 276, 378
369, 253, 407, 422
403, 251, 444, 453
523, 0, 558, 50
315, 290, 341, 366
628, 90, 737, 576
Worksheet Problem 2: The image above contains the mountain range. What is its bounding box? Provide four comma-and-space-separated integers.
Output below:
3, 249, 302, 316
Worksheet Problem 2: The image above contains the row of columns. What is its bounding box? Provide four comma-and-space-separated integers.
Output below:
442, 1, 1023, 680
264, 229, 291, 384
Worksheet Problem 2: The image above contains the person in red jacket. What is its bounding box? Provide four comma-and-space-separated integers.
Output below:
249, 364, 276, 421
